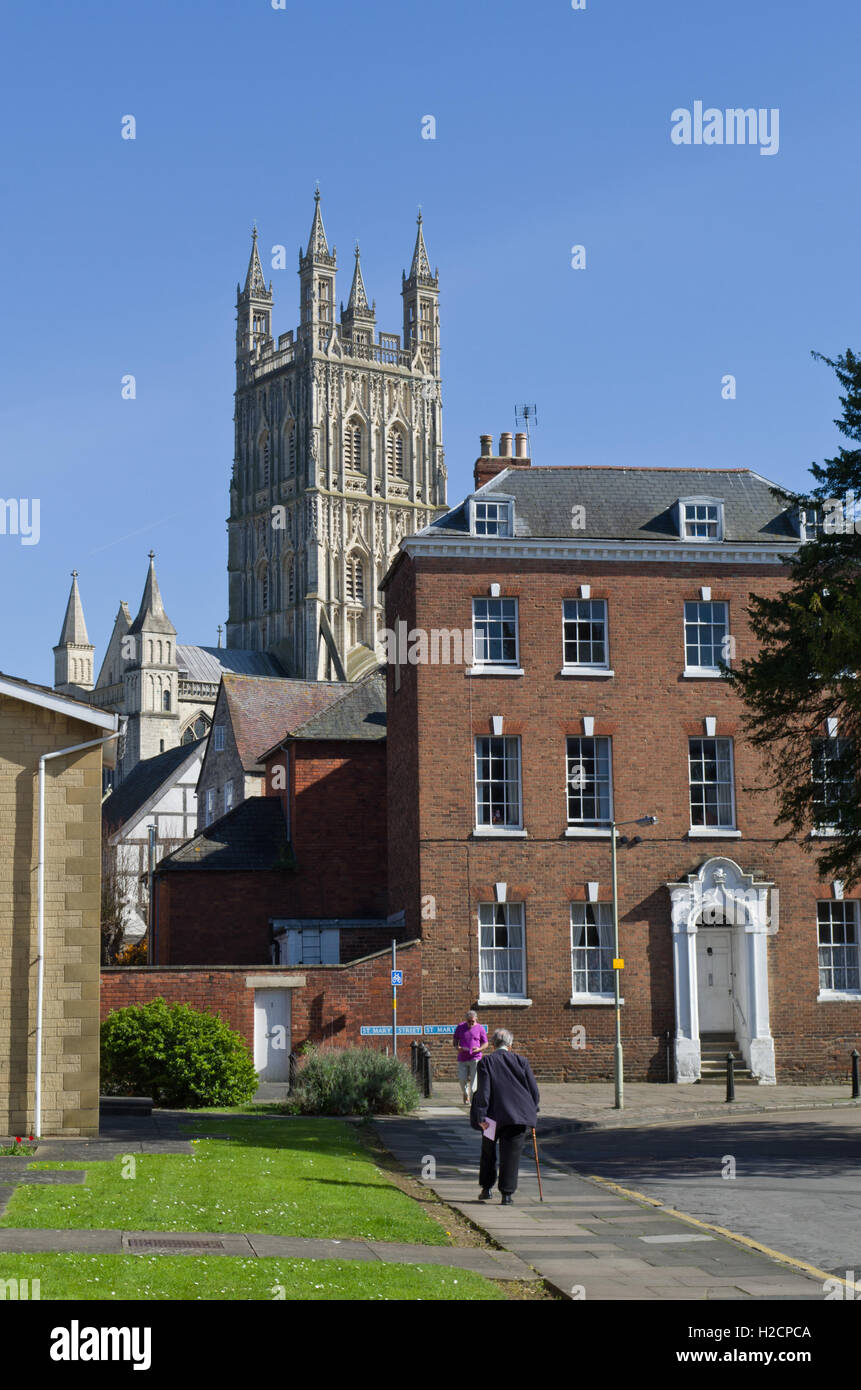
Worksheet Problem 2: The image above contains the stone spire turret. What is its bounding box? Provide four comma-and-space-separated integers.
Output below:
236, 226, 273, 361
53, 570, 95, 693
402, 211, 440, 373
341, 243, 375, 338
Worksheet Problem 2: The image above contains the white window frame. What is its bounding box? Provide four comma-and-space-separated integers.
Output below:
799, 506, 822, 542
224, 779, 234, 814
474, 735, 525, 836
472, 596, 520, 669
683, 600, 730, 677
687, 736, 739, 836
565, 736, 613, 833
467, 494, 514, 538
678, 496, 724, 542
570, 903, 617, 1003
561, 598, 611, 675
811, 736, 853, 837
817, 900, 861, 999
213, 724, 225, 752
478, 902, 529, 1004
205, 787, 216, 826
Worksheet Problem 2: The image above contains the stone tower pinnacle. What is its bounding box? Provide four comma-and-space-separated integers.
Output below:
53, 570, 95, 694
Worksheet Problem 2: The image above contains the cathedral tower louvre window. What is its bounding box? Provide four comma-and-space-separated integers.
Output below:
344, 419, 364, 471
346, 554, 365, 603
285, 422, 296, 475
387, 430, 405, 479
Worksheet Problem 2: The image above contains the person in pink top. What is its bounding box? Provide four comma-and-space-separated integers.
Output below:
453, 1010, 488, 1103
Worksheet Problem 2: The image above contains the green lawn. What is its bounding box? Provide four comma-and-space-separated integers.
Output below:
0, 1253, 503, 1301
0, 1116, 449, 1245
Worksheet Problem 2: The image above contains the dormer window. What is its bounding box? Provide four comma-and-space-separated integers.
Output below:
679, 498, 723, 541
469, 497, 514, 537
799, 506, 822, 542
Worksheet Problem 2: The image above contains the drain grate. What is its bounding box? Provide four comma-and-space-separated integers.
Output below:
127, 1238, 225, 1252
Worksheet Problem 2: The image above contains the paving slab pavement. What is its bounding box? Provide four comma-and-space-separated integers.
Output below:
0, 1225, 535, 1280
372, 1109, 834, 1301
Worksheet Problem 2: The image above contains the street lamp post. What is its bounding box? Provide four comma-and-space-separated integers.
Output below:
610, 814, 657, 1110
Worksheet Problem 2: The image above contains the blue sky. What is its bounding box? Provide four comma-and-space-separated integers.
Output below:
2, 0, 860, 682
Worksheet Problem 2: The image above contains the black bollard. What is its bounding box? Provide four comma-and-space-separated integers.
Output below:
410, 1040, 418, 1077
852, 1049, 860, 1100
725, 1051, 736, 1103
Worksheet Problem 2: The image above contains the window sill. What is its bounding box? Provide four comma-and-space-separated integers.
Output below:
473, 826, 528, 838
817, 991, 861, 1002
477, 996, 532, 1007
682, 669, 725, 680
569, 995, 624, 1006
466, 666, 525, 677
565, 826, 613, 838
688, 827, 741, 838
559, 666, 614, 678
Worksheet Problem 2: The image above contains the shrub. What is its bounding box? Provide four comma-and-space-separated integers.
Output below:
100, 997, 259, 1108
291, 1047, 420, 1116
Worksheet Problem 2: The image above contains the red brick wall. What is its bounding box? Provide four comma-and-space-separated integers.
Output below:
101, 938, 422, 1055
386, 555, 861, 1083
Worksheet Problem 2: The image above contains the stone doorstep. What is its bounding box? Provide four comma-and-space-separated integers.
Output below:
17, 1171, 87, 1186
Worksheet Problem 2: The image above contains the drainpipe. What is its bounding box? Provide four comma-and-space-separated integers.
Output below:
35, 722, 122, 1139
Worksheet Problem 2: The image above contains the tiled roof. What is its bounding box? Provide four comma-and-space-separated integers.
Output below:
222, 674, 349, 772
103, 740, 204, 832
427, 467, 798, 544
155, 796, 291, 873
271, 672, 386, 751
176, 646, 285, 682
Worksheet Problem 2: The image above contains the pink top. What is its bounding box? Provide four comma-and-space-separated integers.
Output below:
454, 1022, 487, 1062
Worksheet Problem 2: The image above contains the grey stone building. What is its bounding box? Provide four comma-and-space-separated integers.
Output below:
227, 193, 448, 680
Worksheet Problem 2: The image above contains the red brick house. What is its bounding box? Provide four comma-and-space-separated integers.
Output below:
382, 433, 860, 1083
151, 672, 400, 967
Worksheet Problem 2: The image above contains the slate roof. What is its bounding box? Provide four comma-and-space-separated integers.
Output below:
103, 740, 204, 832
427, 467, 798, 544
155, 796, 290, 873
260, 672, 386, 758
222, 674, 351, 772
176, 646, 285, 682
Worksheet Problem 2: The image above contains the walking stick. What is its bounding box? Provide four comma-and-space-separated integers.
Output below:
531, 1127, 544, 1201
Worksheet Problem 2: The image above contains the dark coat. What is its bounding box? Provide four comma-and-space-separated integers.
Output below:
472, 1048, 540, 1129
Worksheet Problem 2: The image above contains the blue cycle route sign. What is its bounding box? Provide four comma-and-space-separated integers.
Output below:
391, 970, 403, 986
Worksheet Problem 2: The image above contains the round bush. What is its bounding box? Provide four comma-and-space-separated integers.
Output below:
100, 997, 259, 1108
291, 1047, 420, 1116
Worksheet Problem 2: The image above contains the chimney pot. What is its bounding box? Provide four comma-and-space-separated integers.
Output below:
480, 434, 493, 458
515, 432, 528, 458
499, 432, 513, 457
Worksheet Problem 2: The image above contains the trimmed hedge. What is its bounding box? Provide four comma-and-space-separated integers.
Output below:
100, 997, 259, 1108
290, 1048, 420, 1116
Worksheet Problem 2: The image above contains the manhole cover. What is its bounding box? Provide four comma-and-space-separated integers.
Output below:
127, 1238, 224, 1251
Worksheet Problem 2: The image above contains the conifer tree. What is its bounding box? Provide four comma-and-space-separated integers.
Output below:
729, 350, 861, 884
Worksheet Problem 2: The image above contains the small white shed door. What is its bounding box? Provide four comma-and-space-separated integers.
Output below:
254, 989, 292, 1081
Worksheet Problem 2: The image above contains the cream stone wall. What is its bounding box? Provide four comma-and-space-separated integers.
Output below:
0, 697, 103, 1136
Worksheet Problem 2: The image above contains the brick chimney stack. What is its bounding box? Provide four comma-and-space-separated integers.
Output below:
474, 431, 532, 489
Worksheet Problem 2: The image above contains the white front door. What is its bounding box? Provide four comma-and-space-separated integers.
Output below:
696, 930, 733, 1032
254, 989, 292, 1081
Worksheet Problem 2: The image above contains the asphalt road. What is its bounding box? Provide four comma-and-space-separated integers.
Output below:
543, 1108, 861, 1280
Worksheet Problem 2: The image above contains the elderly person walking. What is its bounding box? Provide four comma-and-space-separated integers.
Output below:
453, 1009, 488, 1103
472, 1028, 540, 1205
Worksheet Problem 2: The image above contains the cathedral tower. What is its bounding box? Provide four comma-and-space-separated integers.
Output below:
226, 193, 447, 680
